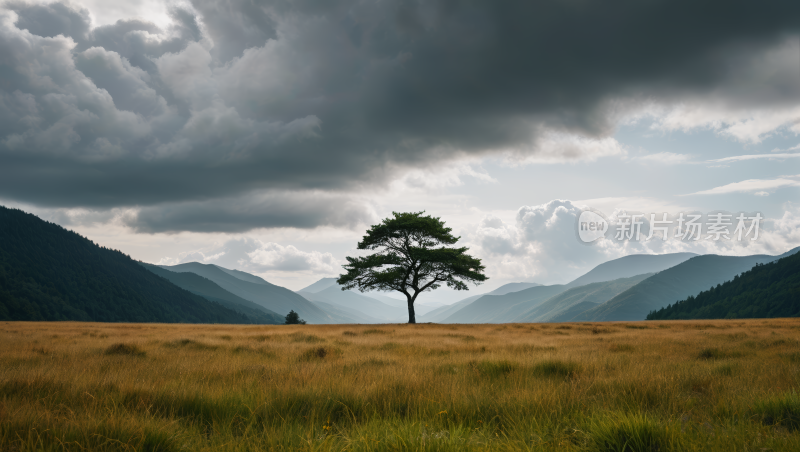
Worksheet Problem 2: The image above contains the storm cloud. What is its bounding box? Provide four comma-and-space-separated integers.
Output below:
1, 0, 799, 231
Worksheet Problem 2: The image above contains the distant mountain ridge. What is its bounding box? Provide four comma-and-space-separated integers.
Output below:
576, 247, 800, 321
564, 253, 697, 288
141, 263, 283, 324
160, 262, 333, 323
647, 250, 800, 320
0, 206, 253, 324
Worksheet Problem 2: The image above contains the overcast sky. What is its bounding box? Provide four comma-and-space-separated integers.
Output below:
1, 0, 799, 302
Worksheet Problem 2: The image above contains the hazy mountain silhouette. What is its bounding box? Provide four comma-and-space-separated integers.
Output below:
577, 247, 800, 321
442, 285, 567, 323
0, 206, 253, 324
565, 253, 697, 288
141, 263, 283, 324
432, 253, 697, 323
648, 250, 800, 320
159, 262, 332, 323
519, 273, 653, 322
298, 285, 407, 322
299, 277, 338, 293
298, 278, 441, 320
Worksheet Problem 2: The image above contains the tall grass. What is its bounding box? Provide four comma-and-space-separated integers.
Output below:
0, 319, 799, 450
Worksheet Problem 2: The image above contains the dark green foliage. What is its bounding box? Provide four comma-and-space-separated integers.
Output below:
531, 360, 581, 378
647, 251, 800, 320
338, 212, 487, 323
285, 310, 306, 325
586, 412, 677, 452
752, 392, 800, 430
0, 206, 254, 323
104, 343, 145, 356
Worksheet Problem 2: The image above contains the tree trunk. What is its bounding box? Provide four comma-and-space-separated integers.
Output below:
407, 298, 416, 324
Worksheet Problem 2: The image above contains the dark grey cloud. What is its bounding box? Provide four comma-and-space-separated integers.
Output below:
0, 0, 799, 231
123, 191, 376, 233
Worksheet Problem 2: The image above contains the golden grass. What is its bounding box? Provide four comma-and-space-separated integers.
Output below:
1, 319, 800, 451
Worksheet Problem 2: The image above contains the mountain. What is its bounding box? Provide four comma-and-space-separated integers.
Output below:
647, 251, 800, 320
141, 263, 283, 324
577, 248, 800, 321
486, 282, 541, 296
215, 266, 273, 285
416, 283, 538, 322
565, 252, 697, 288
519, 273, 653, 322
418, 294, 483, 322
307, 299, 380, 323
159, 262, 333, 323
298, 285, 407, 322
442, 285, 568, 323
298, 277, 441, 318
0, 206, 253, 324
299, 277, 338, 293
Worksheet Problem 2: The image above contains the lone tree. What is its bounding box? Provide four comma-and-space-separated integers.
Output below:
337, 212, 487, 323
285, 310, 306, 325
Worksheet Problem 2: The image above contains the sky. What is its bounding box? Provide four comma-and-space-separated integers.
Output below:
1, 0, 799, 303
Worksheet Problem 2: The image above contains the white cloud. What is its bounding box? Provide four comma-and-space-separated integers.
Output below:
688, 178, 800, 195
710, 153, 800, 163
156, 237, 341, 279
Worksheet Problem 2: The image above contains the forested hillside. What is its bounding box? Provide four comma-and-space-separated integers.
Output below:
0, 206, 254, 323
647, 251, 800, 320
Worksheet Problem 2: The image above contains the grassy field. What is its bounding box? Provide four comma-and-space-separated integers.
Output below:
2, 319, 800, 451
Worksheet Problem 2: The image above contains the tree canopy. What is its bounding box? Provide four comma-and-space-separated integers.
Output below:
285, 310, 306, 325
337, 212, 487, 323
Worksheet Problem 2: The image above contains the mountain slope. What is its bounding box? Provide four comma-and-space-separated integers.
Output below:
300, 277, 338, 293
565, 253, 697, 288
0, 206, 253, 324
520, 273, 653, 322
215, 266, 272, 285
141, 263, 283, 324
300, 285, 407, 321
160, 262, 332, 323
305, 299, 381, 324
647, 251, 800, 320
419, 295, 483, 322
487, 282, 541, 296
578, 249, 800, 321
442, 285, 567, 323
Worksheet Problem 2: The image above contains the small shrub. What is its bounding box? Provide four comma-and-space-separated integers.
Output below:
289, 333, 325, 344
532, 360, 580, 378
104, 343, 145, 356
362, 329, 390, 335
586, 412, 677, 452
162, 339, 218, 350
473, 360, 518, 377
300, 347, 333, 361
554, 325, 572, 330
342, 331, 357, 336
698, 348, 724, 360
285, 310, 306, 325
625, 324, 648, 329
379, 342, 402, 351
752, 392, 800, 430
